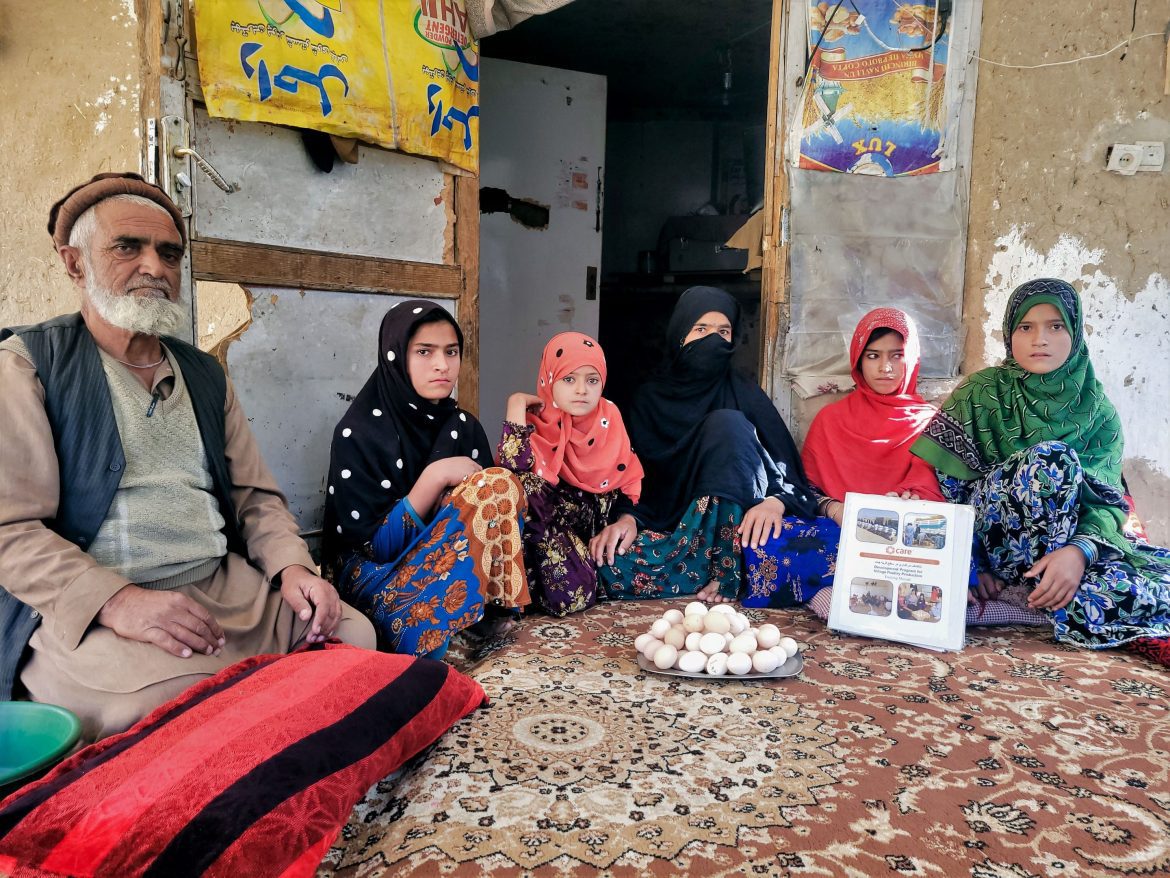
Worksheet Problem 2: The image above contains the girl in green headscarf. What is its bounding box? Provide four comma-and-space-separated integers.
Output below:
913, 278, 1170, 664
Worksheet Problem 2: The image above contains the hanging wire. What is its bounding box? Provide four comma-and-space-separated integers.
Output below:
796, 0, 847, 87
1118, 0, 1139, 61
971, 31, 1164, 70
849, 0, 951, 53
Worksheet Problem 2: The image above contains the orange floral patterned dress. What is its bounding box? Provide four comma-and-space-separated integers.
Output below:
334, 467, 529, 656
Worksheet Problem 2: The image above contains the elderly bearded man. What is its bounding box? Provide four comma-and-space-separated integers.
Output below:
0, 173, 375, 742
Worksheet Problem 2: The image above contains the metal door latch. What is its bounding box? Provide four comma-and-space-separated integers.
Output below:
157, 115, 238, 216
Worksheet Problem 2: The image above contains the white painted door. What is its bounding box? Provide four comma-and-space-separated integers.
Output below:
478, 58, 607, 441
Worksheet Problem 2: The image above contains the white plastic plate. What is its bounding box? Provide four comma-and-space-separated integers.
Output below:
636, 651, 804, 680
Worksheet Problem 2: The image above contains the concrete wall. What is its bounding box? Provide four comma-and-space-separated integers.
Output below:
963, 1, 1169, 542
0, 1, 145, 328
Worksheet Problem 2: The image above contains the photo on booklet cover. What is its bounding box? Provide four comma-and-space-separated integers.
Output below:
896, 583, 943, 623
848, 577, 893, 617
903, 512, 948, 550
856, 507, 898, 545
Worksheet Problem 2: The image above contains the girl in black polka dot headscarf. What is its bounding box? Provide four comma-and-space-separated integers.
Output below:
323, 300, 529, 656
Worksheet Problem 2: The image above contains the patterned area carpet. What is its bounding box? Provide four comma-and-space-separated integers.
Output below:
319, 602, 1170, 877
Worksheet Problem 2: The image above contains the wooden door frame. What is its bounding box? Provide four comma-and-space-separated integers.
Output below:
759, 0, 790, 407
454, 175, 480, 415
140, 0, 482, 415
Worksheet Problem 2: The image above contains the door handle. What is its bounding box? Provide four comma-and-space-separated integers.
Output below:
157, 115, 239, 218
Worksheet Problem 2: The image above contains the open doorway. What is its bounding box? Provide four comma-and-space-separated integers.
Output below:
479, 0, 774, 421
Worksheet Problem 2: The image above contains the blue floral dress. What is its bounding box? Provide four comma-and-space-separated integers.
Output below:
939, 441, 1170, 648
742, 515, 841, 608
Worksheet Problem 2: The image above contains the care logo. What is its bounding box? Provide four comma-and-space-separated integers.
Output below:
414, 0, 471, 49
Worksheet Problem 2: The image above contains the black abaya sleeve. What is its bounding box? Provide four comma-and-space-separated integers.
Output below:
733, 376, 818, 519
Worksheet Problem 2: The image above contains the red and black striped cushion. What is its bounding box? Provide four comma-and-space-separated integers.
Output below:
0, 644, 486, 878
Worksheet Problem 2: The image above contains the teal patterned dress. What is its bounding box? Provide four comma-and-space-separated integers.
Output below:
914, 278, 1170, 651
597, 495, 745, 601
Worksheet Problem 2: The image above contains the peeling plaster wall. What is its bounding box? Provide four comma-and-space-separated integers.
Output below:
964, 1, 1170, 543
197, 281, 252, 353
0, 1, 144, 328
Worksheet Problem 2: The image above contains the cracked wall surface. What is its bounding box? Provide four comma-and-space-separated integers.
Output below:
0, 1, 144, 328
962, 0, 1169, 543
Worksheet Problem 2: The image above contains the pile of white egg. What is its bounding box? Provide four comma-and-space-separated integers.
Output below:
634, 602, 800, 676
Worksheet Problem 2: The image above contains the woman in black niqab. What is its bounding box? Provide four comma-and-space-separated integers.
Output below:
590, 286, 816, 602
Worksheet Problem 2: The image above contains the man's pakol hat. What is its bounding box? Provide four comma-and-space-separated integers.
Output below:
48, 172, 186, 249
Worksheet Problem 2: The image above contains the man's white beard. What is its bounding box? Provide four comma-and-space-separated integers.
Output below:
86, 274, 185, 337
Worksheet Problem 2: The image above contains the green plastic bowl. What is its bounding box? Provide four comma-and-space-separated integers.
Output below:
0, 702, 82, 787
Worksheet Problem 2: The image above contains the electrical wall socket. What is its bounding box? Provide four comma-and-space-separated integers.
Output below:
1107, 142, 1165, 175
1107, 144, 1143, 175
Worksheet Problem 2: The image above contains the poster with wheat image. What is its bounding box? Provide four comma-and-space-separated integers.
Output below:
795, 1, 951, 175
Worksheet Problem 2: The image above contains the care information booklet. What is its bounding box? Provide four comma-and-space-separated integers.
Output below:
828, 493, 974, 652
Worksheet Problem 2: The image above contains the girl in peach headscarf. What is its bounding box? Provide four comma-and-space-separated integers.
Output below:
498, 332, 642, 616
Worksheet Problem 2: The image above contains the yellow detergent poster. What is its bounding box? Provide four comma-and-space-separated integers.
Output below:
385, 0, 480, 167
195, 1, 480, 173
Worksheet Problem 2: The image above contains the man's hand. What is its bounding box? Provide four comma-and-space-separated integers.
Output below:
97, 584, 225, 658
589, 514, 638, 566
1025, 546, 1086, 611
279, 565, 342, 644
738, 496, 785, 549
968, 571, 1006, 604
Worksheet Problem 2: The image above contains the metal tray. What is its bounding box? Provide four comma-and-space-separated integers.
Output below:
636, 651, 804, 680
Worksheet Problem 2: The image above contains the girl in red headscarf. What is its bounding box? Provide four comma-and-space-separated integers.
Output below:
744, 309, 947, 615
803, 307, 943, 509
498, 332, 643, 616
